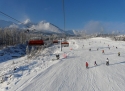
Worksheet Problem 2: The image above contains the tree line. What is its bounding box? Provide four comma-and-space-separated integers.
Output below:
0, 28, 43, 49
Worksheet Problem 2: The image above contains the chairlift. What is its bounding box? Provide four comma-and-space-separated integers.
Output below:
53, 40, 58, 44
28, 40, 44, 46
61, 42, 69, 47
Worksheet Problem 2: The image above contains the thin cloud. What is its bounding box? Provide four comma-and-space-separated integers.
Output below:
83, 21, 104, 34
83, 21, 125, 34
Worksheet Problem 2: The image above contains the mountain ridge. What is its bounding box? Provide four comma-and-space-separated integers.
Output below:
0, 19, 78, 36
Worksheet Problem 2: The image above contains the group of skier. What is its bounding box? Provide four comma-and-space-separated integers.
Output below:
86, 58, 110, 69
85, 42, 121, 69
55, 41, 120, 69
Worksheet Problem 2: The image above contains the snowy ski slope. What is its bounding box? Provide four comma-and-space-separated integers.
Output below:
1, 37, 125, 91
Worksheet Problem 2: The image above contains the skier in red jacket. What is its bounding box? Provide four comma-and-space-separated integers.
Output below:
86, 62, 89, 68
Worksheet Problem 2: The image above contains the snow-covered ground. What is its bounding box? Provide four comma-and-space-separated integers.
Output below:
1, 37, 125, 91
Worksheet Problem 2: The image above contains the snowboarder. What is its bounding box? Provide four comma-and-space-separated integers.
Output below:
118, 52, 120, 56
56, 54, 60, 59
86, 62, 89, 68
94, 61, 97, 66
106, 58, 109, 65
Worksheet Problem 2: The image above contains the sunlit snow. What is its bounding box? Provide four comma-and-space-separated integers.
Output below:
0, 37, 125, 91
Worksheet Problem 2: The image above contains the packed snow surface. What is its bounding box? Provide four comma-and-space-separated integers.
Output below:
1, 37, 125, 91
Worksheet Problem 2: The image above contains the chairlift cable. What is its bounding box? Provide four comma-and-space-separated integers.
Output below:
0, 11, 23, 24
61, 0, 66, 51
62, 0, 65, 32
0, 11, 30, 29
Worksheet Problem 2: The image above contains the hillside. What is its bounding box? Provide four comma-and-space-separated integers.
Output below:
0, 37, 125, 91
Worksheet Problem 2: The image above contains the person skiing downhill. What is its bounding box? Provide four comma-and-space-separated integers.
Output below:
118, 52, 120, 56
86, 62, 89, 68
89, 48, 91, 51
56, 54, 60, 60
82, 45, 84, 48
94, 61, 97, 66
106, 58, 109, 65
102, 50, 104, 53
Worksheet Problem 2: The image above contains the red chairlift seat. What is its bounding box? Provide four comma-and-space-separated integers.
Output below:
53, 40, 58, 43
28, 40, 44, 46
61, 42, 69, 44
61, 42, 69, 47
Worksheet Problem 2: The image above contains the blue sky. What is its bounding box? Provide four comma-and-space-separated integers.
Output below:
0, 0, 125, 34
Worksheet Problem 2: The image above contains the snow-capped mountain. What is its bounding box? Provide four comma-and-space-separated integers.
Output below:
28, 21, 64, 34
0, 20, 63, 33
64, 30, 79, 36
0, 19, 79, 36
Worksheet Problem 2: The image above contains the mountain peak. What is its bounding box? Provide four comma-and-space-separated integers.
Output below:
0, 19, 78, 36
23, 19, 31, 24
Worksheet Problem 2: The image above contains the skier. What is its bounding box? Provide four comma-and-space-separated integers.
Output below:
89, 48, 91, 51
56, 54, 60, 60
63, 53, 67, 58
106, 58, 109, 65
97, 48, 98, 51
82, 45, 84, 48
94, 61, 97, 66
118, 52, 120, 56
86, 62, 89, 68
102, 50, 104, 53
116, 47, 118, 49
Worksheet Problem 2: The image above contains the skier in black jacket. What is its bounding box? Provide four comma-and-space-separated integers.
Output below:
56, 54, 60, 59
106, 58, 109, 65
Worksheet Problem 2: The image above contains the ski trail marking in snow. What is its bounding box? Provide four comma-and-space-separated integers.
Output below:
2, 38, 125, 91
